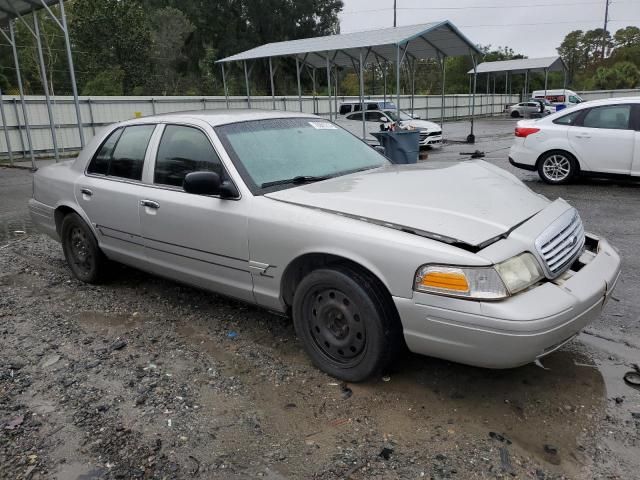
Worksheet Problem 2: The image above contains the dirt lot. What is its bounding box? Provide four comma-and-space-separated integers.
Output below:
1, 118, 639, 479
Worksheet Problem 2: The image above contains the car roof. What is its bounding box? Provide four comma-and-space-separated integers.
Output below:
581, 96, 640, 105
115, 109, 319, 128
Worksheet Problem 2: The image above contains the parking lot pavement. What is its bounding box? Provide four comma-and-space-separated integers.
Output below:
1, 119, 639, 479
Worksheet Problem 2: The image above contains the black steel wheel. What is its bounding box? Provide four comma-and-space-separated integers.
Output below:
292, 266, 402, 382
61, 213, 107, 283
510, 110, 520, 118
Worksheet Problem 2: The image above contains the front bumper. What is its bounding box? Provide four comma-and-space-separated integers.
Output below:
394, 237, 621, 369
419, 134, 443, 148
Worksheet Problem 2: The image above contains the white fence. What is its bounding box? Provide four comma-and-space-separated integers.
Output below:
577, 88, 640, 101
0, 93, 517, 158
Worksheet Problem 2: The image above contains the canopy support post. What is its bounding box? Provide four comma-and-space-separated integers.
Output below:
383, 64, 387, 104
396, 44, 402, 119
243, 60, 251, 109
221, 63, 229, 108
563, 68, 567, 89
5, 22, 35, 168
544, 68, 548, 96
296, 57, 302, 113
269, 57, 276, 110
54, 0, 84, 148
359, 49, 365, 140
0, 86, 13, 165
410, 59, 416, 117
524, 69, 529, 100
440, 54, 446, 127
469, 53, 477, 144
32, 9, 59, 162
334, 64, 338, 117
326, 53, 332, 121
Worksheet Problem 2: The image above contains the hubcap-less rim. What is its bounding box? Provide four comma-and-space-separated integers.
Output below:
543, 155, 571, 181
308, 288, 366, 364
69, 226, 93, 275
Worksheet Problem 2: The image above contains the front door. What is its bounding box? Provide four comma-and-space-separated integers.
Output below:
77, 124, 157, 267
139, 124, 254, 302
631, 104, 640, 176
567, 103, 635, 175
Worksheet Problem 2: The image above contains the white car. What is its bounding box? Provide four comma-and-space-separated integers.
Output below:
509, 97, 640, 184
337, 109, 443, 148
507, 101, 554, 118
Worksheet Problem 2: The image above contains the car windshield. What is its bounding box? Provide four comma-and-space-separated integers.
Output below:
215, 118, 388, 193
383, 110, 412, 121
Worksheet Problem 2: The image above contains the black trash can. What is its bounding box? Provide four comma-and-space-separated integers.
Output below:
371, 130, 420, 164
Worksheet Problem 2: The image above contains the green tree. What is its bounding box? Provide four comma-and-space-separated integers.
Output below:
613, 26, 640, 49
592, 61, 640, 89
148, 7, 195, 95
557, 30, 583, 83
69, 0, 151, 94
81, 68, 125, 95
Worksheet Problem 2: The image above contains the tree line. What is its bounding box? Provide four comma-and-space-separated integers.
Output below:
0, 1, 638, 98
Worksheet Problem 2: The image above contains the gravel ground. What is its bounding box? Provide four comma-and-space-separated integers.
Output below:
1, 117, 639, 479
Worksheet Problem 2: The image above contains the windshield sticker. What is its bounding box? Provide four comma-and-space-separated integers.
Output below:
308, 121, 337, 130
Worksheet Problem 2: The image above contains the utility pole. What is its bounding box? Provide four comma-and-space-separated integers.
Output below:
602, 0, 611, 59
394, 0, 397, 27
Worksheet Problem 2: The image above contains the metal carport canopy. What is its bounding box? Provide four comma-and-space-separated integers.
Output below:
217, 21, 481, 67
0, 0, 60, 26
468, 56, 567, 75
0, 0, 83, 169
216, 21, 482, 143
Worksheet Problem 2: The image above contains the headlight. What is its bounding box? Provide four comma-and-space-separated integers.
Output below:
494, 252, 544, 294
414, 253, 543, 300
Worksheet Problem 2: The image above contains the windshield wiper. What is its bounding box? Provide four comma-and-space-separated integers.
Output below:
261, 175, 331, 188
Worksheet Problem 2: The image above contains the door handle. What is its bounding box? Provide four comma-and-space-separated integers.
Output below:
575, 134, 591, 139
80, 188, 93, 196
140, 199, 160, 210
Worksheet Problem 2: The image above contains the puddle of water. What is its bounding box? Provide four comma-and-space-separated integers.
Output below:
176, 317, 606, 477
0, 215, 33, 242
74, 311, 142, 336
351, 348, 604, 475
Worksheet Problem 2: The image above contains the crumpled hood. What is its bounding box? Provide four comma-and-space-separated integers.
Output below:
401, 119, 441, 132
265, 161, 549, 247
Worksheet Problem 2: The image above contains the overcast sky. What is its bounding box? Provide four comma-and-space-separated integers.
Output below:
339, 0, 640, 57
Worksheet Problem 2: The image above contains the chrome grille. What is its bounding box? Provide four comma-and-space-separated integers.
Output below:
535, 209, 585, 277
419, 130, 442, 139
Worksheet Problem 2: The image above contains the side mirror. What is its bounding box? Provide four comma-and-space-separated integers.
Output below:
379, 116, 389, 122
183, 171, 239, 198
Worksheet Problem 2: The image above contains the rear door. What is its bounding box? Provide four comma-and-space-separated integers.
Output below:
567, 103, 634, 174
78, 124, 157, 266
138, 123, 254, 302
631, 104, 640, 176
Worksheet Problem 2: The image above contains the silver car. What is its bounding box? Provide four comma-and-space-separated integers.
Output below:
29, 110, 621, 381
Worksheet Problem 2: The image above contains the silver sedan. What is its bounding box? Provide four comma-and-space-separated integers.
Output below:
29, 110, 621, 381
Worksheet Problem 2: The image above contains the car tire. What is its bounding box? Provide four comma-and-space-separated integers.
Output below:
537, 151, 578, 185
510, 110, 520, 118
61, 212, 107, 283
292, 266, 402, 382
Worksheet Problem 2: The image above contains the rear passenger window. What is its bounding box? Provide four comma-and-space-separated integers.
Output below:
154, 125, 223, 188
339, 105, 351, 115
87, 125, 155, 180
582, 105, 631, 130
553, 110, 582, 126
87, 128, 123, 175
365, 111, 385, 122
347, 112, 363, 121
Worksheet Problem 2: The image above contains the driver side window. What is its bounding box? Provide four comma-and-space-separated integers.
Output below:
154, 125, 223, 188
